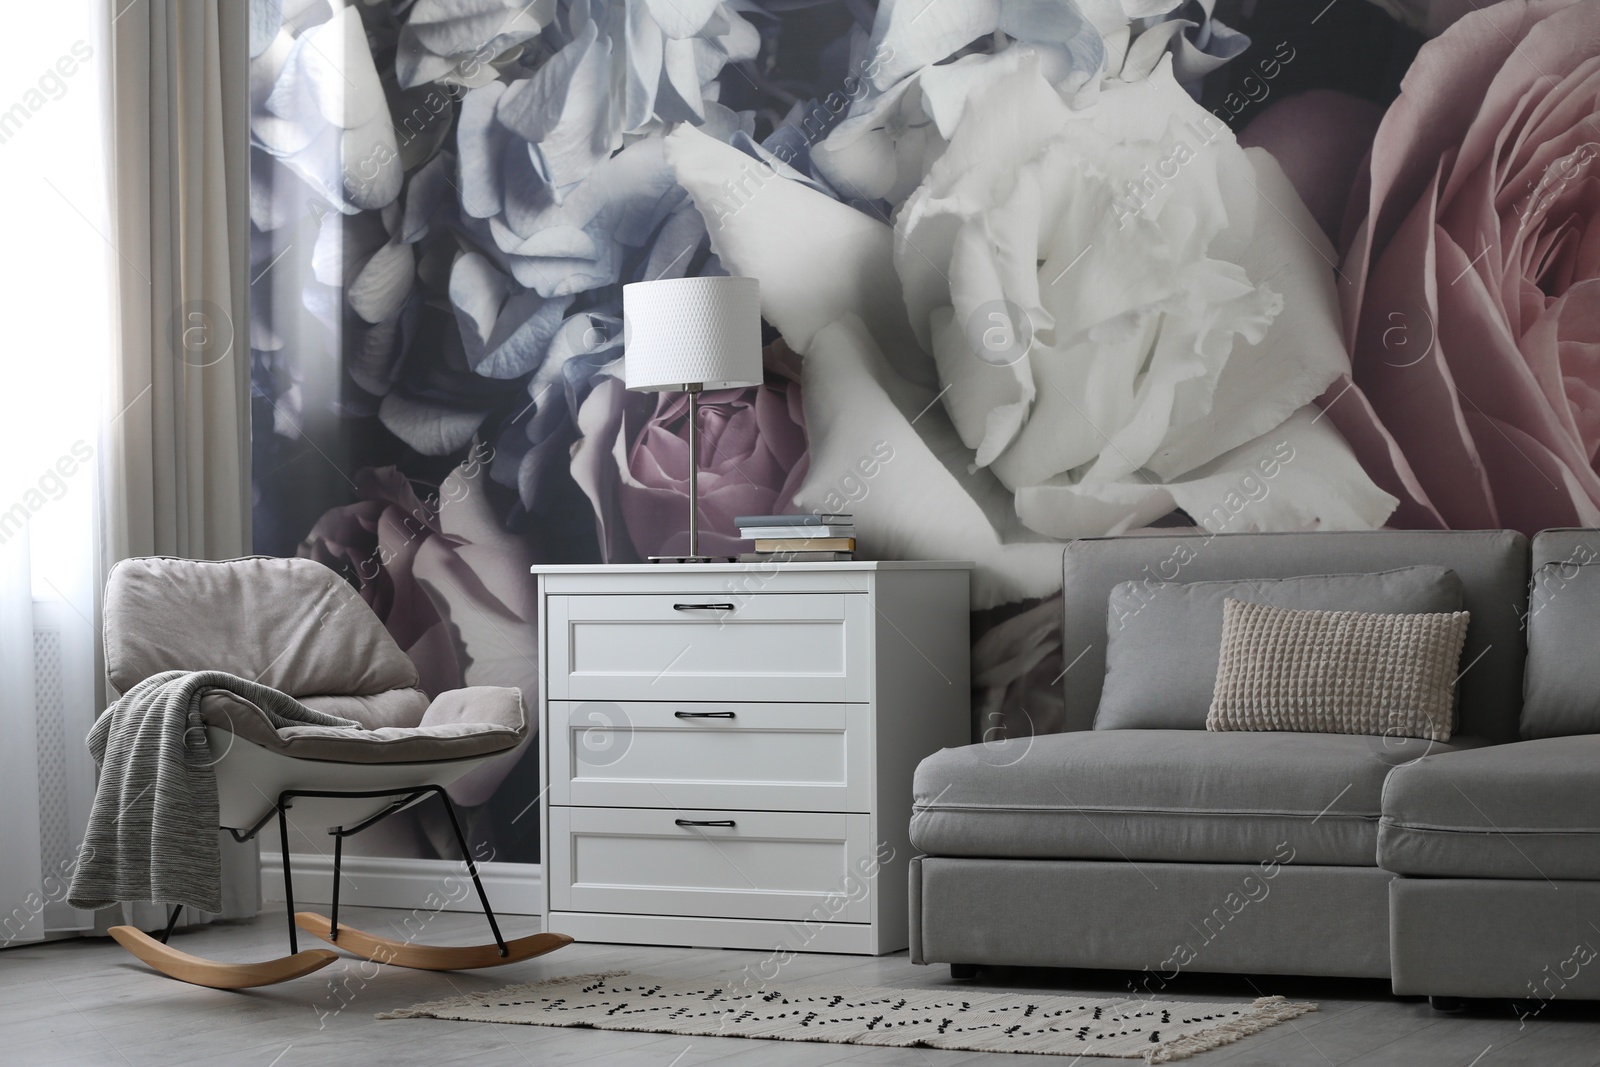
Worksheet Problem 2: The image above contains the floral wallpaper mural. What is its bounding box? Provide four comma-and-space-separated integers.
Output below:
249, 0, 1600, 862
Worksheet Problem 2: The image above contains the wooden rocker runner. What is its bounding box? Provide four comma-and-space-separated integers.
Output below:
109, 783, 575, 988
295, 913, 573, 970
109, 919, 338, 991
96, 557, 576, 988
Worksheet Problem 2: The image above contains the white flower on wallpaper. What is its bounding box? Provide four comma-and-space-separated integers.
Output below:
898, 59, 1387, 538
448, 251, 572, 377
252, 5, 402, 214
455, 46, 689, 298
1107, 0, 1249, 92
811, 0, 1247, 207
589, 0, 762, 136
446, 1, 761, 360
397, 0, 554, 89
811, 0, 1113, 207
864, 0, 1107, 94
666, 55, 1398, 608
812, 44, 1095, 206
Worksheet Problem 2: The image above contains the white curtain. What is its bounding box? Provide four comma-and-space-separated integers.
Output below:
104, 0, 251, 562
98, 0, 256, 928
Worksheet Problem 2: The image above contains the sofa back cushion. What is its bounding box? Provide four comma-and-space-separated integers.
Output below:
1097, 566, 1463, 730
1061, 530, 1529, 742
1523, 529, 1600, 739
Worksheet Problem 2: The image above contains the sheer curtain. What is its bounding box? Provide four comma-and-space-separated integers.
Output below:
0, 0, 257, 946
0, 1, 108, 946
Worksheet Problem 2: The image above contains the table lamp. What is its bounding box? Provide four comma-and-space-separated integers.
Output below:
623, 275, 763, 562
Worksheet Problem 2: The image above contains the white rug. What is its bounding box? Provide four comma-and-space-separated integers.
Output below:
379, 972, 1316, 1062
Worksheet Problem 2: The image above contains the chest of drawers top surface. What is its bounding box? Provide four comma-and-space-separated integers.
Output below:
531, 562, 972, 572
533, 561, 968, 596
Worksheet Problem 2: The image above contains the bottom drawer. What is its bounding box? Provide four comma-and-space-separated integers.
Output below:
549, 807, 873, 923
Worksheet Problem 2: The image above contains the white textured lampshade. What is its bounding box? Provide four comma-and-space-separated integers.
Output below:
623, 276, 763, 391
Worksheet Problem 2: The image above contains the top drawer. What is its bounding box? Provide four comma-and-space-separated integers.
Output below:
546, 593, 871, 702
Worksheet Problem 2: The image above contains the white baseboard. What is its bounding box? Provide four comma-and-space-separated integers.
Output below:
262, 854, 542, 916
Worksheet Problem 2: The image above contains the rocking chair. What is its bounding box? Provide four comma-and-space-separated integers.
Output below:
99, 555, 572, 988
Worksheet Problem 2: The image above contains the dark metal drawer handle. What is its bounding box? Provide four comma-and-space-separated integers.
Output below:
675, 819, 736, 828
673, 602, 735, 611
674, 711, 735, 719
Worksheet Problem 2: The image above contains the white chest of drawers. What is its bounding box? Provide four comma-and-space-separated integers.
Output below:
531, 561, 970, 955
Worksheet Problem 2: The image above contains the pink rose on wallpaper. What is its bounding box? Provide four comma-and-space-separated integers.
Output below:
619, 375, 810, 558
1238, 89, 1385, 243
299, 453, 537, 810
1327, 0, 1600, 533
298, 465, 467, 699
573, 342, 810, 560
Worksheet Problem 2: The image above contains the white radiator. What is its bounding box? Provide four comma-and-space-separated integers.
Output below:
31, 601, 95, 934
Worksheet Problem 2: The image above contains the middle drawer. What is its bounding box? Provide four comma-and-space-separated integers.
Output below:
548, 700, 872, 812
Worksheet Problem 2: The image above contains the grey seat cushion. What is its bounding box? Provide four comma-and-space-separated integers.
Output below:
1097, 566, 1464, 730
1522, 529, 1600, 739
1061, 530, 1529, 740
1380, 737, 1600, 879
911, 730, 1486, 866
200, 686, 526, 764
299, 690, 432, 730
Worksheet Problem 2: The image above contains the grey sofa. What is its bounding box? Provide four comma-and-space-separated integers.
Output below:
909, 529, 1541, 997
1382, 528, 1600, 1005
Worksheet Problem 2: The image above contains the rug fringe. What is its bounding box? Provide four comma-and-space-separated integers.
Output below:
1145, 995, 1317, 1063
374, 971, 630, 1020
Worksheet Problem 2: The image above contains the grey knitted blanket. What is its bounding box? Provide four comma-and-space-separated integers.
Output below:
67, 670, 360, 913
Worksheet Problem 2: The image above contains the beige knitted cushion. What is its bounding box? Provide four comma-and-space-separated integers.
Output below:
1208, 598, 1471, 741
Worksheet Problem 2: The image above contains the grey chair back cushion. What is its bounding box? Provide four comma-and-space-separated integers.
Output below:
1098, 566, 1463, 730
1062, 530, 1529, 742
105, 556, 419, 699
1522, 528, 1600, 738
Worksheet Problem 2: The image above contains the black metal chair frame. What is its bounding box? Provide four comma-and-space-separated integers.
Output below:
152, 785, 507, 959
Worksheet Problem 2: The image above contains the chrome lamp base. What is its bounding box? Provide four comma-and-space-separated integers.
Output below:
645, 383, 739, 564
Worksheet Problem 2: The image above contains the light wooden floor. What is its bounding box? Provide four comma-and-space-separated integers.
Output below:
5, 906, 1600, 1066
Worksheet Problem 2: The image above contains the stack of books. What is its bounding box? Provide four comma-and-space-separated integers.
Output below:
734, 514, 854, 562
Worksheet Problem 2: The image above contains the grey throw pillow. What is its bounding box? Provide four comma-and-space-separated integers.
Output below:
1523, 559, 1600, 739
1095, 566, 1465, 730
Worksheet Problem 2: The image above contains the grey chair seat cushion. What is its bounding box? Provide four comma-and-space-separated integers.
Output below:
912, 729, 1486, 866
200, 685, 526, 764
1380, 737, 1600, 880
300, 689, 431, 730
